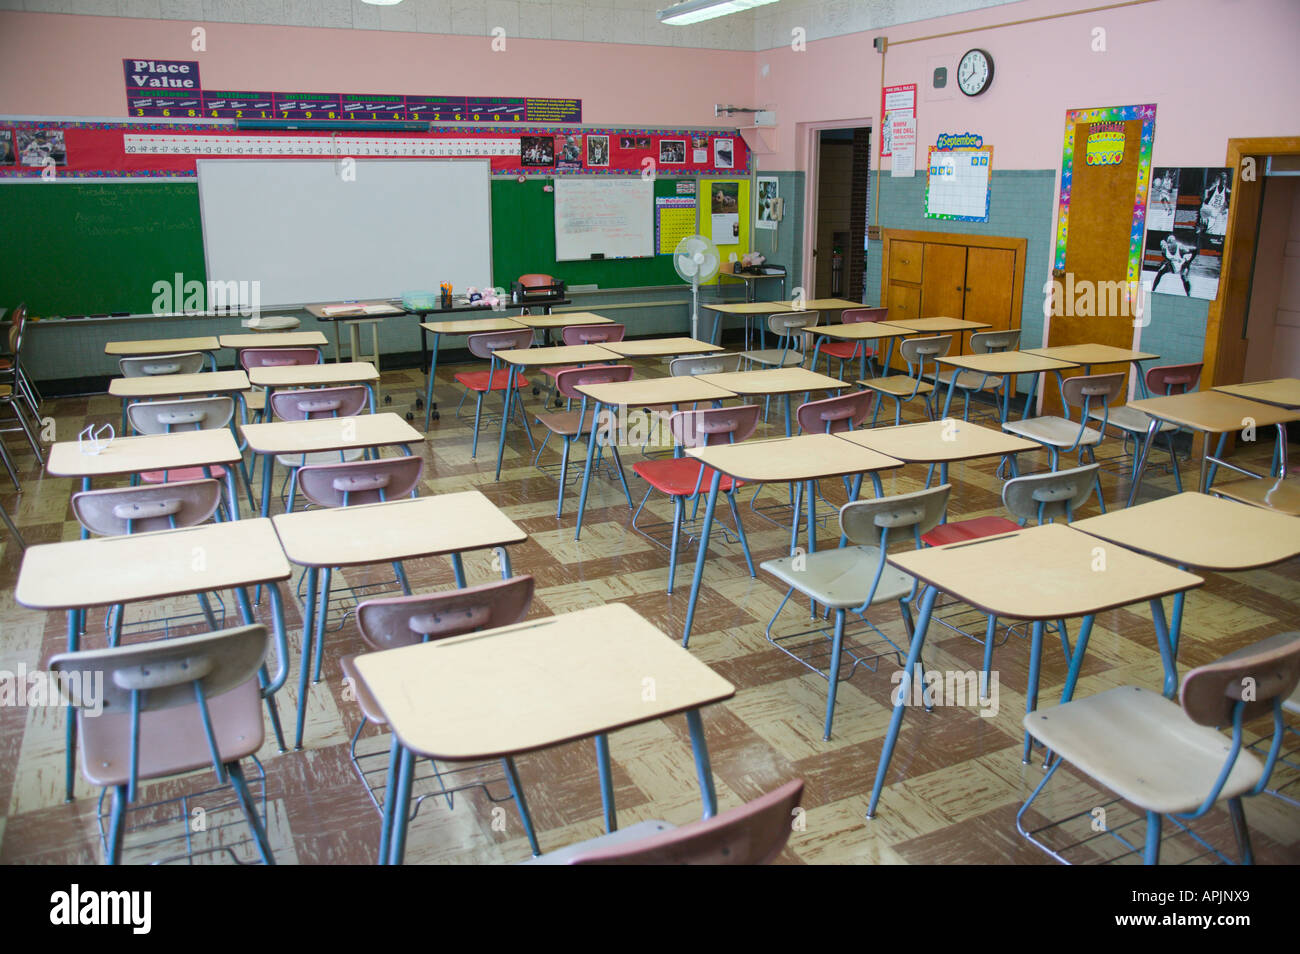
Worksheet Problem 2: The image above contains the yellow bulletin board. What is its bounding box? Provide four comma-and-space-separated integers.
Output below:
701, 177, 751, 259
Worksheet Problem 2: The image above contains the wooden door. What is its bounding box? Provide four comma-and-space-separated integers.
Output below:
1046, 116, 1147, 413
964, 247, 1015, 332
890, 240, 924, 284
921, 243, 967, 320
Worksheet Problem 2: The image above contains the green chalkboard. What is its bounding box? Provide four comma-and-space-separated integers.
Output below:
491, 177, 692, 289
0, 182, 207, 316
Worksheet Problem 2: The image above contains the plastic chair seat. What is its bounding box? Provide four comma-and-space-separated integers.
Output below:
455, 369, 530, 392
339, 655, 386, 724
244, 390, 267, 412
1003, 415, 1104, 448
1213, 477, 1300, 516
858, 375, 934, 397
1088, 404, 1177, 434
936, 368, 1004, 391
521, 820, 674, 865
275, 448, 365, 468
1023, 686, 1264, 815
534, 409, 614, 438
760, 546, 914, 609
820, 341, 872, 360
741, 349, 805, 368
140, 465, 227, 482
921, 515, 1020, 547
632, 457, 741, 495
79, 678, 264, 787
541, 365, 578, 380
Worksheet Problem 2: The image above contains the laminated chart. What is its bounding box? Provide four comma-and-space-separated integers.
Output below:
656, 196, 697, 254
924, 145, 993, 223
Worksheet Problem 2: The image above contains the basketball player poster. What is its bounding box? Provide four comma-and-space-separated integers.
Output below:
1140, 166, 1232, 300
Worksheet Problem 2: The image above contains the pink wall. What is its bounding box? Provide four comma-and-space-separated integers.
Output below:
0, 11, 753, 128
755, 0, 1300, 172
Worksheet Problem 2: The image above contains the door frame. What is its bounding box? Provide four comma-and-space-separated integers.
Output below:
797, 116, 874, 300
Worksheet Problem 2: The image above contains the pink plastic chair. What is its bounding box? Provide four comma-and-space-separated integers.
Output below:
455, 329, 536, 458
295, 455, 424, 508
341, 576, 542, 862
816, 306, 888, 379
566, 779, 804, 865
238, 348, 321, 370
540, 323, 627, 406
795, 391, 875, 435
534, 364, 635, 517
267, 385, 372, 512
127, 396, 237, 488
1087, 362, 1203, 495
632, 404, 761, 593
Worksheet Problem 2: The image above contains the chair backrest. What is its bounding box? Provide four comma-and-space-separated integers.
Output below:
466, 328, 534, 361
72, 478, 222, 536
840, 307, 888, 325
839, 484, 951, 546
517, 274, 556, 288
796, 391, 875, 435
119, 352, 206, 377
356, 575, 536, 652
270, 385, 368, 421
766, 310, 818, 337
50, 624, 268, 717
1181, 631, 1300, 728
1146, 362, 1202, 396
669, 404, 761, 449
970, 329, 1021, 354
560, 323, 626, 346
554, 364, 634, 401
7, 303, 27, 355
295, 456, 424, 508
670, 353, 743, 376
1001, 463, 1099, 524
238, 348, 321, 371
899, 334, 953, 369
1061, 371, 1127, 413
128, 396, 234, 434
568, 779, 805, 865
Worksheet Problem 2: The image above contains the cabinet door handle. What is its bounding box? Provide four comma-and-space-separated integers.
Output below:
900, 259, 909, 265
956, 285, 962, 291
965, 286, 972, 292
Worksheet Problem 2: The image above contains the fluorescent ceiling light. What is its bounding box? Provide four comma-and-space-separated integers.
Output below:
361, 0, 403, 6
658, 0, 779, 26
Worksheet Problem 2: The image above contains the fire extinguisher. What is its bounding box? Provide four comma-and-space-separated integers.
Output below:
831, 246, 844, 297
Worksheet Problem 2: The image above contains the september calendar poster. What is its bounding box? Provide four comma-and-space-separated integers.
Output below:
1141, 166, 1232, 299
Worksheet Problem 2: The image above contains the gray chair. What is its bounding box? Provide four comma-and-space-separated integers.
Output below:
118, 352, 207, 377
861, 334, 952, 426
761, 484, 951, 740
740, 311, 818, 370
669, 353, 743, 377
934, 328, 1021, 421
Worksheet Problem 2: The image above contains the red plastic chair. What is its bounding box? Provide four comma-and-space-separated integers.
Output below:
341, 576, 542, 862
566, 779, 804, 865
534, 364, 635, 517
816, 306, 888, 380
455, 328, 535, 458
631, 404, 761, 593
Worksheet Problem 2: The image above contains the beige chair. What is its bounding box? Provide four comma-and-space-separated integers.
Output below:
860, 334, 951, 426
740, 311, 818, 370
118, 352, 207, 377
933, 328, 1021, 420
1019, 631, 1300, 865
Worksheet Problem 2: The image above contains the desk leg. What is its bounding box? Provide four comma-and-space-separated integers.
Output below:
1151, 597, 1178, 699
333, 322, 343, 363
224, 466, 241, 520
1020, 371, 1040, 422
501, 756, 541, 856
64, 609, 79, 801
423, 332, 441, 431
295, 566, 320, 751
494, 364, 516, 482
1021, 619, 1046, 763
1058, 614, 1095, 705
595, 734, 616, 833
868, 584, 938, 818
784, 394, 793, 437
1203, 432, 1228, 491
573, 400, 605, 541
685, 709, 718, 819
682, 469, 723, 647
1125, 417, 1162, 508
259, 454, 274, 518
79, 477, 91, 539
387, 743, 416, 865
941, 374, 959, 420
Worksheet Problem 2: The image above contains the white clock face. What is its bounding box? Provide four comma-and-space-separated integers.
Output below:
958, 49, 993, 96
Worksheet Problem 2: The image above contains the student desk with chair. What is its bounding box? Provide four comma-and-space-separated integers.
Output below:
108, 369, 252, 432
887, 316, 991, 355
352, 601, 736, 864
694, 367, 847, 437
936, 351, 1079, 423
240, 412, 422, 518
808, 321, 915, 381
271, 491, 527, 752
601, 337, 725, 360
837, 419, 1039, 489
218, 331, 329, 354
105, 336, 221, 371
701, 300, 795, 347
247, 361, 381, 414
15, 518, 294, 802
419, 317, 528, 429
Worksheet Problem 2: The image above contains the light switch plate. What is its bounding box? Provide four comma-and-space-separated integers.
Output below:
933, 67, 947, 89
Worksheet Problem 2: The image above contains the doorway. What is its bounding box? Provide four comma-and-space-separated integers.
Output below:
1241, 159, 1300, 382
803, 123, 871, 301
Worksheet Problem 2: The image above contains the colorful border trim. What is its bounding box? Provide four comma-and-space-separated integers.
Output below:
1054, 103, 1156, 284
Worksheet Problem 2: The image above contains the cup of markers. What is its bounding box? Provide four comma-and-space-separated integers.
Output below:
439, 283, 453, 310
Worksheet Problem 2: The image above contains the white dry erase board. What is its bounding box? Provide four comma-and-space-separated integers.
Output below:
197, 159, 493, 306
553, 178, 655, 261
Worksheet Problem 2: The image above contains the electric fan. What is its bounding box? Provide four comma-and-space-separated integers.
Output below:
673, 234, 721, 340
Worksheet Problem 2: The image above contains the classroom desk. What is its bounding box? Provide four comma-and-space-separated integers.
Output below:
305, 301, 405, 367
1073, 492, 1300, 693
16, 518, 293, 801
836, 419, 1039, 486
570, 376, 737, 540
105, 336, 221, 371
871, 522, 1202, 817
1124, 391, 1298, 506
936, 351, 1079, 422
247, 361, 380, 413
600, 337, 725, 359
410, 299, 571, 393
272, 491, 527, 751
108, 369, 251, 424
418, 317, 528, 430
694, 367, 847, 436
492, 344, 622, 480
1212, 377, 1300, 408
701, 300, 795, 346
808, 321, 915, 380
715, 261, 787, 302
217, 331, 329, 351
353, 602, 735, 864
46, 428, 246, 532
1022, 343, 1159, 372
240, 412, 422, 518
681, 433, 904, 645
514, 311, 613, 330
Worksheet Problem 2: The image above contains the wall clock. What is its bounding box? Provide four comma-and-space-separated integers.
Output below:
957, 49, 993, 96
